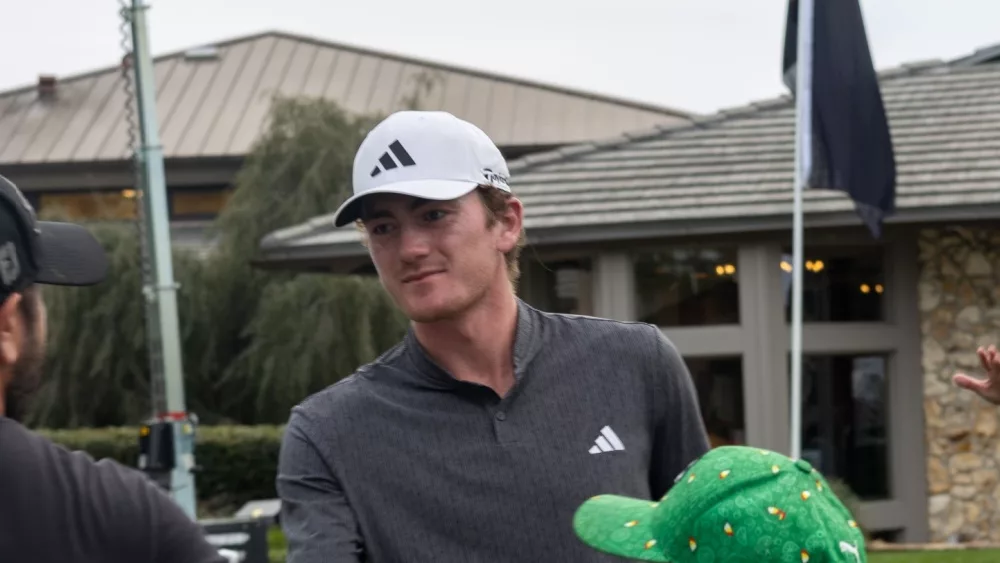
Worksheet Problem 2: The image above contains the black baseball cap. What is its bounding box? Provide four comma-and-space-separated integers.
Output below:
0, 174, 109, 305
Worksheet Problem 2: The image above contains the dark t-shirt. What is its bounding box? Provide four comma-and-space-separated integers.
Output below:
0, 417, 225, 563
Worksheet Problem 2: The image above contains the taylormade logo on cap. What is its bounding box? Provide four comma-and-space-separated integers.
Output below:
332, 110, 511, 227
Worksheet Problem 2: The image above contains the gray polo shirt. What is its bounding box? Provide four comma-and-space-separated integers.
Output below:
277, 299, 710, 562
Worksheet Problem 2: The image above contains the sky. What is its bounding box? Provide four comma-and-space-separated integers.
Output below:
2, 0, 1000, 115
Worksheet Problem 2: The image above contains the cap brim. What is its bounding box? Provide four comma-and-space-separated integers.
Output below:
572, 494, 671, 562
34, 221, 109, 286
332, 179, 479, 227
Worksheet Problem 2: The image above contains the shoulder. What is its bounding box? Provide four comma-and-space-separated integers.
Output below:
532, 309, 686, 387
300, 340, 404, 409
0, 419, 217, 560
1, 418, 174, 511
535, 309, 670, 357
59, 440, 224, 562
287, 340, 406, 434
0, 418, 119, 487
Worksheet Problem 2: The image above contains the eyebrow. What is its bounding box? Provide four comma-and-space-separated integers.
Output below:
363, 198, 439, 220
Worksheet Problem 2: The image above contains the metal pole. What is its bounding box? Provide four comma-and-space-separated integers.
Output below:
790, 0, 814, 461
128, 0, 198, 519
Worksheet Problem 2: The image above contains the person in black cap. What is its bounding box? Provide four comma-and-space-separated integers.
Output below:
0, 174, 225, 563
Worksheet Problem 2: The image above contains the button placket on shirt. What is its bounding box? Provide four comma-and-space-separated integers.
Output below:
466, 384, 508, 442
491, 406, 515, 443
491, 379, 525, 444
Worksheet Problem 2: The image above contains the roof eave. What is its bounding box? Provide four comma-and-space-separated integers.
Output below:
254, 203, 1000, 273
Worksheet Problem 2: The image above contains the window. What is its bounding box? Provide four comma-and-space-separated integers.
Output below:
38, 190, 137, 221
686, 356, 745, 448
634, 247, 739, 326
780, 246, 885, 322
792, 353, 889, 500
170, 187, 232, 220
538, 259, 593, 315
33, 187, 232, 222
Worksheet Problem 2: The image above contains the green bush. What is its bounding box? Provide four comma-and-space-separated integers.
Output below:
38, 424, 284, 515
826, 477, 872, 543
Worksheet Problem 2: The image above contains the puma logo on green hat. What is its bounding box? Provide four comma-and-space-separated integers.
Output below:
573, 445, 865, 562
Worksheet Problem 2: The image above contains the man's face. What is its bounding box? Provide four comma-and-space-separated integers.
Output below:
0, 288, 48, 421
361, 189, 521, 323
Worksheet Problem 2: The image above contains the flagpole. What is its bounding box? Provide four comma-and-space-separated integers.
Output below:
790, 0, 814, 461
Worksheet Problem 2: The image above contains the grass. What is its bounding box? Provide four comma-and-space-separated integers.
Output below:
267, 527, 287, 563
263, 528, 1000, 562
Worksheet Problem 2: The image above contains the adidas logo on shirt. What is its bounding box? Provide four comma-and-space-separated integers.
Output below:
370, 140, 417, 177
588, 426, 625, 454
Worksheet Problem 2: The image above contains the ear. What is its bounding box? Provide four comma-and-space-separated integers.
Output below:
0, 294, 23, 367
494, 197, 524, 254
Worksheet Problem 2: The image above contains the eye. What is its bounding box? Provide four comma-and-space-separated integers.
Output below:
423, 209, 448, 222
368, 222, 394, 236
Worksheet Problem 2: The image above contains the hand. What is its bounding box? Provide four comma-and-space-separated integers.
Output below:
952, 345, 1000, 405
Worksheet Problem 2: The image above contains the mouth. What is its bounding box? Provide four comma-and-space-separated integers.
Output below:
401, 270, 444, 284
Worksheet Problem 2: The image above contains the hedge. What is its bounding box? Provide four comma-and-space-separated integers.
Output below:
38, 424, 284, 515
38, 425, 872, 543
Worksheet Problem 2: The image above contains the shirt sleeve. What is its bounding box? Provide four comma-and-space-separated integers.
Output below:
144, 478, 229, 563
645, 325, 711, 498
277, 409, 365, 563
90, 458, 226, 563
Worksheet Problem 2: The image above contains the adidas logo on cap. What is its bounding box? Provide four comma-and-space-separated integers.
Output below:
370, 140, 416, 177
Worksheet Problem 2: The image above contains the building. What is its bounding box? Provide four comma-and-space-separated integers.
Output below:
258, 44, 1000, 543
0, 30, 691, 252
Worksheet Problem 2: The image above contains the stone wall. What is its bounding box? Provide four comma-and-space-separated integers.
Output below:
918, 226, 1000, 542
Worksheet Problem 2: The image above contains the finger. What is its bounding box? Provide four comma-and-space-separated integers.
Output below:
979, 347, 991, 371
953, 373, 990, 392
989, 348, 1000, 375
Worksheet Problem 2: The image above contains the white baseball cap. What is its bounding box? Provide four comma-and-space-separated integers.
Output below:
331, 110, 512, 227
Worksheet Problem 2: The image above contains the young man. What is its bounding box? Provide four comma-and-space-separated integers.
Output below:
277, 110, 711, 562
573, 445, 867, 562
0, 174, 225, 563
953, 344, 1000, 404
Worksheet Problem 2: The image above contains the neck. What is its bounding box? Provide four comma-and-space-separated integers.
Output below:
412, 283, 519, 396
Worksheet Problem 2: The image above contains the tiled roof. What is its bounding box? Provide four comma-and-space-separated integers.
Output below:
511, 59, 1000, 224
0, 31, 691, 166
259, 44, 1000, 265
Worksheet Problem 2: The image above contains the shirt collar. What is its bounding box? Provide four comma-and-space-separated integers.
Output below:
403, 298, 543, 391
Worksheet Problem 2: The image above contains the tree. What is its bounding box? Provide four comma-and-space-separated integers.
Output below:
29, 220, 213, 427
398, 70, 444, 110
222, 274, 406, 422
28, 96, 408, 428
203, 96, 407, 424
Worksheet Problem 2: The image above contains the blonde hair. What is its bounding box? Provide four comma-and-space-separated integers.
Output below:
354, 186, 526, 287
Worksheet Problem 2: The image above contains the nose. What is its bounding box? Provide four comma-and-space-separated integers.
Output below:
398, 226, 431, 263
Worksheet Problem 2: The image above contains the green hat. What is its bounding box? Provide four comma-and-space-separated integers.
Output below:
573, 446, 865, 562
